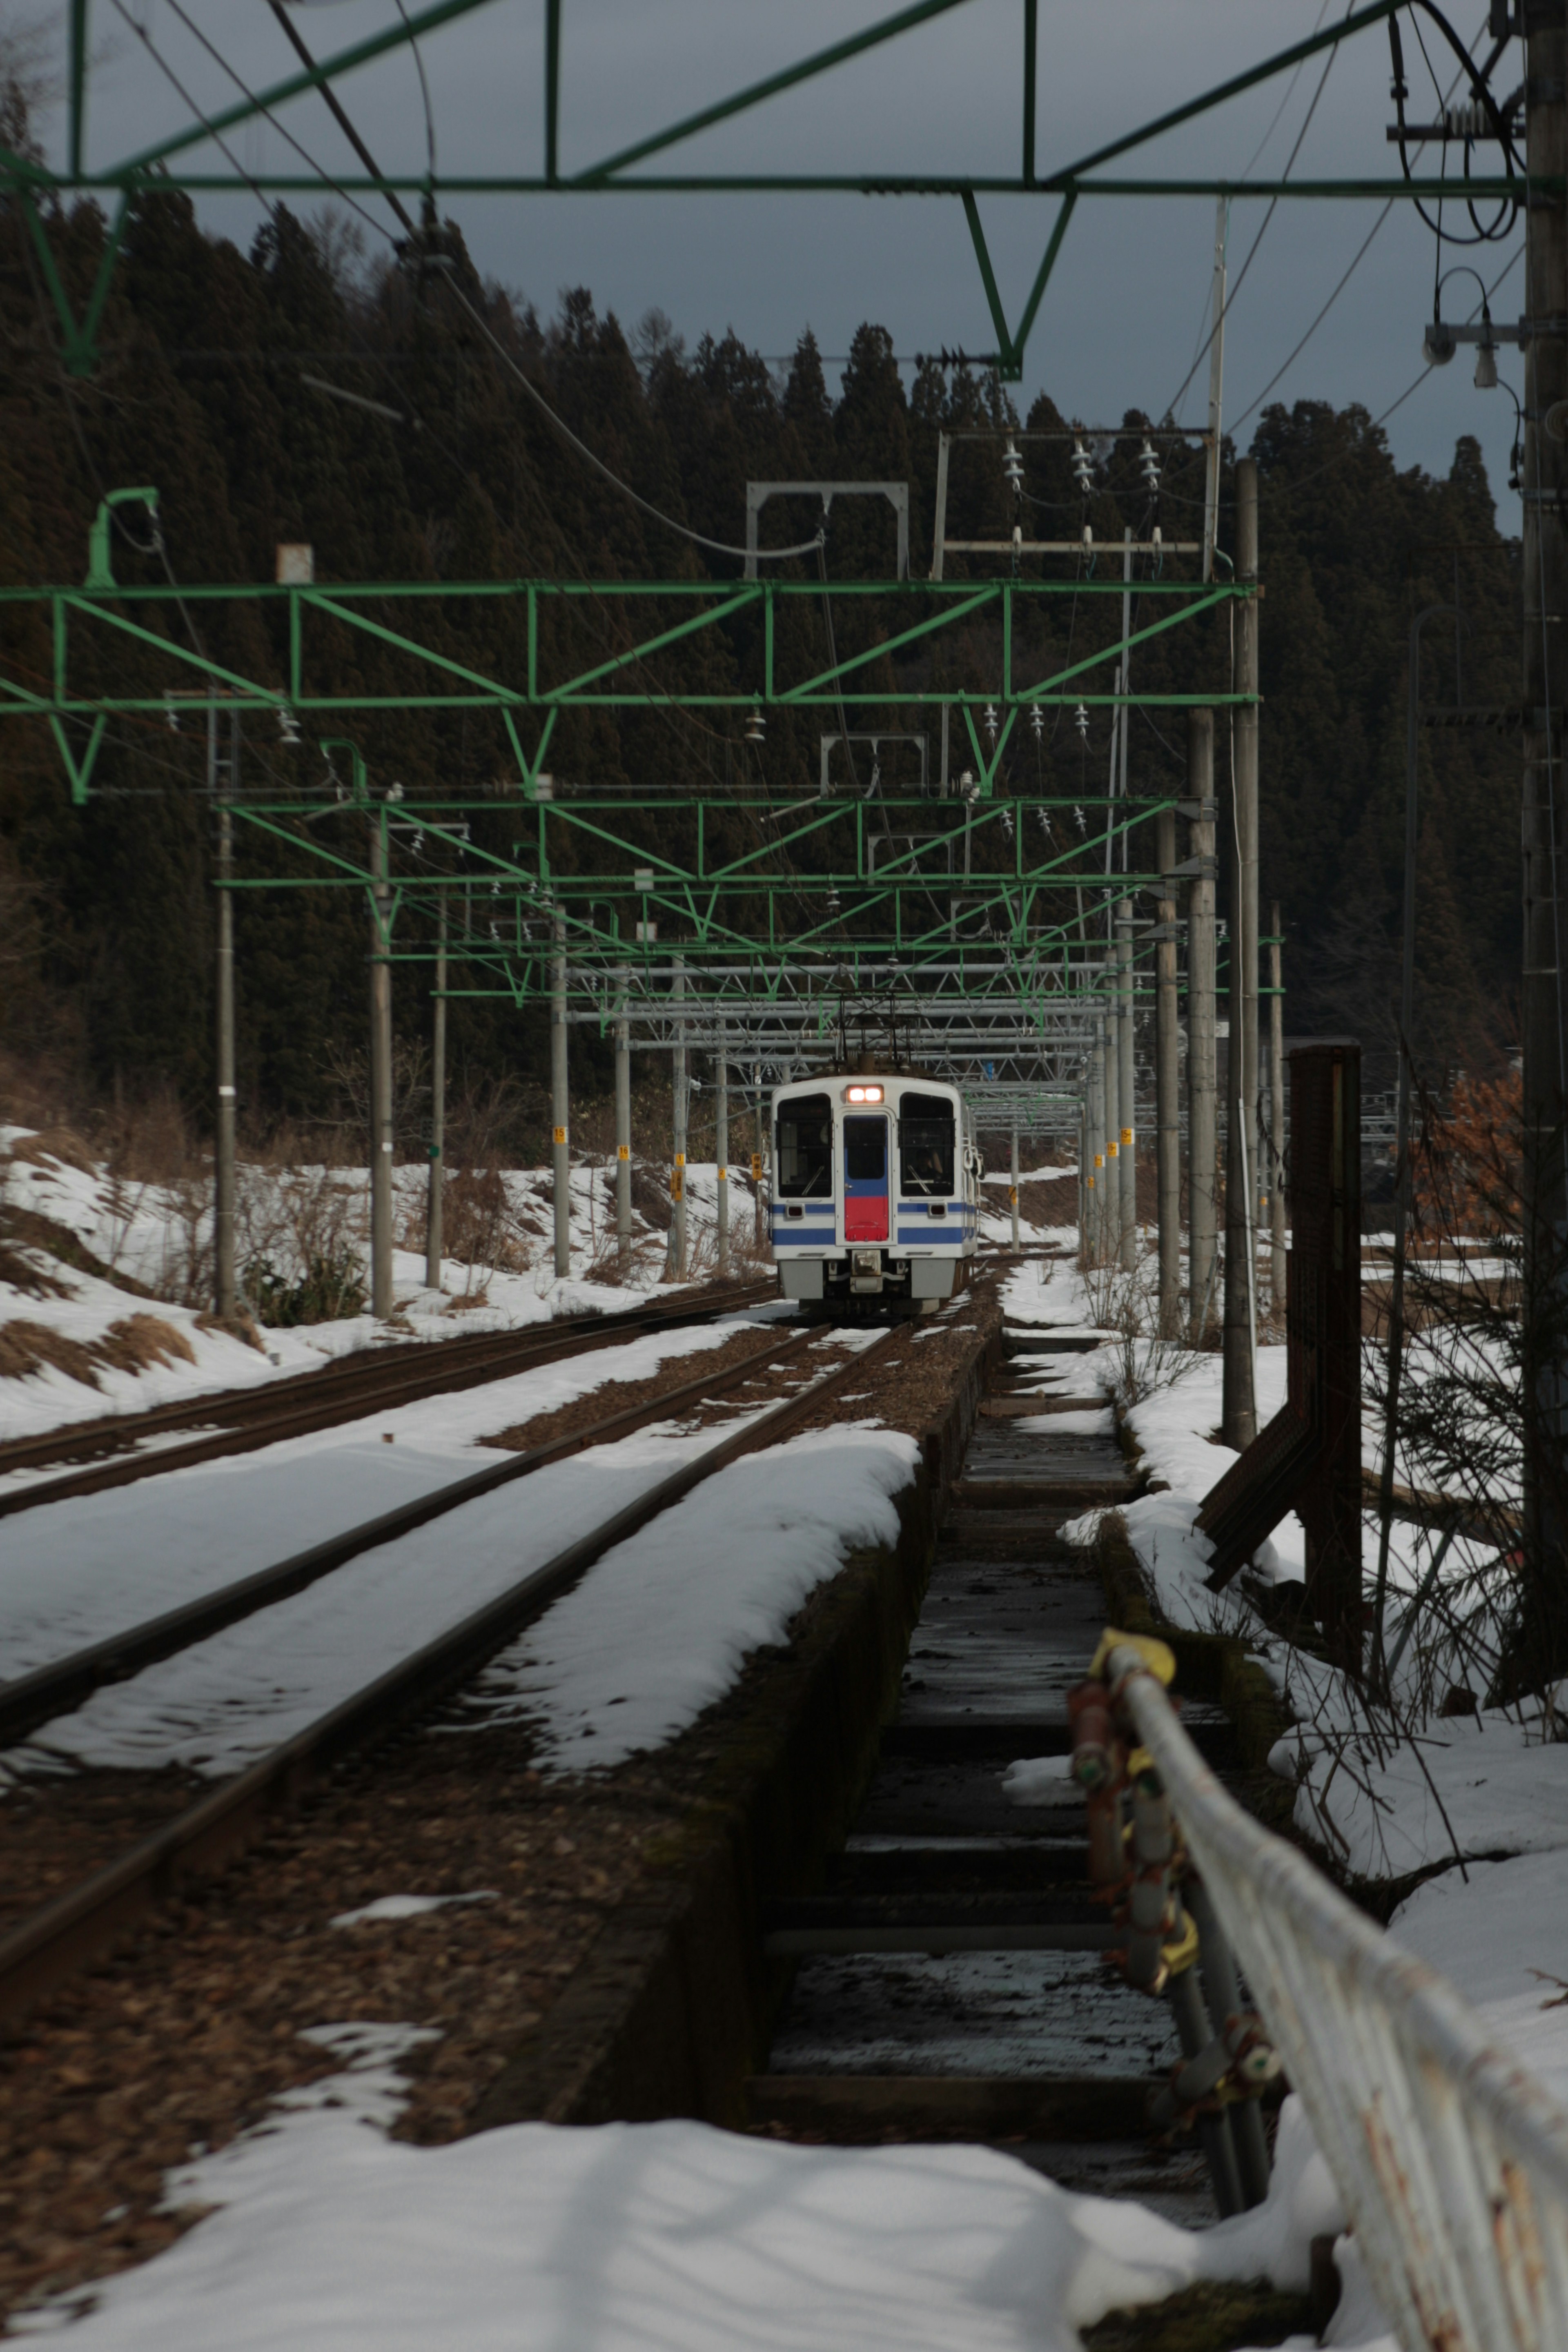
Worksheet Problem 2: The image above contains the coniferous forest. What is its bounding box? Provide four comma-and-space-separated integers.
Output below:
0, 163, 1524, 1134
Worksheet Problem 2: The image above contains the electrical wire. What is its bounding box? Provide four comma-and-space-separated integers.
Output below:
440, 274, 825, 567
1164, 0, 1352, 425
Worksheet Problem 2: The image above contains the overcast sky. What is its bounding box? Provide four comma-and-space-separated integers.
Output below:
35, 0, 1528, 517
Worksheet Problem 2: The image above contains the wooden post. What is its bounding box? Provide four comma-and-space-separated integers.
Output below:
1222, 459, 1259, 1446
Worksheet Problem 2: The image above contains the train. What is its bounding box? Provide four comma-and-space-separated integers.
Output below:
767, 1070, 981, 1316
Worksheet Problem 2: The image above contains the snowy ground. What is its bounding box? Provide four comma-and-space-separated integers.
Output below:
0, 1125, 752, 1444
13, 2026, 1356, 2351
12, 1232, 1550, 2348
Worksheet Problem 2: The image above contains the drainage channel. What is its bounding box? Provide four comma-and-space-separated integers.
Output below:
750, 1321, 1234, 2225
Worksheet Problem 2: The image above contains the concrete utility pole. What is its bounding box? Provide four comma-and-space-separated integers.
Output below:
212, 702, 237, 1321
715, 1022, 731, 1276
1268, 899, 1286, 1308
615, 978, 632, 1279
753, 1063, 766, 1250
1202, 196, 1228, 586
1088, 1019, 1107, 1266
1222, 459, 1260, 1446
425, 896, 446, 1291
1520, 8, 1568, 1658
551, 910, 570, 1281
1187, 709, 1218, 1343
368, 804, 394, 1320
1116, 910, 1136, 1270
1155, 804, 1180, 1331
670, 954, 688, 1279
1102, 995, 1120, 1268
1010, 1123, 1021, 1252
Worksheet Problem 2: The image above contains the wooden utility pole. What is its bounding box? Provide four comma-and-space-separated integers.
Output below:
425, 896, 446, 1291
1187, 709, 1218, 1341
1155, 804, 1180, 1330
1268, 900, 1286, 1308
212, 702, 237, 1321
551, 910, 570, 1279
368, 805, 394, 1319
1222, 459, 1259, 1446
1520, 4, 1568, 1668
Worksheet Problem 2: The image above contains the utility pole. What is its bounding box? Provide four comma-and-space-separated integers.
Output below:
716, 1021, 731, 1276
1202, 196, 1228, 585
368, 802, 394, 1320
615, 976, 632, 1280
212, 701, 237, 1322
551, 909, 570, 1280
1268, 899, 1286, 1308
1116, 909, 1136, 1270
1187, 709, 1218, 1343
1155, 804, 1180, 1332
754, 1062, 766, 1250
1222, 459, 1260, 1446
1102, 992, 1120, 1270
1088, 1018, 1107, 1267
1010, 1121, 1021, 1252
425, 895, 446, 1291
1520, 0, 1568, 1672
670, 954, 688, 1279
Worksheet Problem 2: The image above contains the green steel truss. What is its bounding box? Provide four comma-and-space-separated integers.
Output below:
9, 0, 1538, 378
1, 570, 1252, 806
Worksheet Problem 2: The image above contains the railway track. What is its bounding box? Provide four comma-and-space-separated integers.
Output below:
0, 1319, 891, 2028
0, 1276, 773, 1518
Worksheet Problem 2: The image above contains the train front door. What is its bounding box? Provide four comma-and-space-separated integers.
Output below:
843, 1114, 890, 1243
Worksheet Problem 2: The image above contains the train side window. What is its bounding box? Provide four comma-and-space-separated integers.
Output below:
898, 1094, 956, 1194
775, 1094, 833, 1198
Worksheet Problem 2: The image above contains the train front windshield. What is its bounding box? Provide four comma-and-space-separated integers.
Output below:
775, 1094, 833, 1198
898, 1094, 956, 1195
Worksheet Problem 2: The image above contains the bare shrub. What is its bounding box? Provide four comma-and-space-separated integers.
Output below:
1081, 1239, 1198, 1411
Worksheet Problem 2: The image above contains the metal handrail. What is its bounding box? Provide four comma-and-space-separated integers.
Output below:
1107, 1641, 1568, 2352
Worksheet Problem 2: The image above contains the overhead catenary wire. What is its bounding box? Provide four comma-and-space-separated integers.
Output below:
440, 274, 824, 567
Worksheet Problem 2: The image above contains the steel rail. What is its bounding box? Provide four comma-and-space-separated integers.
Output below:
0, 1327, 895, 2026
0, 1279, 772, 1514
0, 1324, 820, 1751
1109, 1640, 1568, 2352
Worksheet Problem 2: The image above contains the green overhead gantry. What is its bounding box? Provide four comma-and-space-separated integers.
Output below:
9, 0, 1536, 379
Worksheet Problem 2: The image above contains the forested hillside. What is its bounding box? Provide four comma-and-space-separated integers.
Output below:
0, 165, 1523, 1133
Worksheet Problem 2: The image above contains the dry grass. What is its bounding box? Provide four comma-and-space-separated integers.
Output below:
9, 1128, 97, 1177
0, 1313, 195, 1390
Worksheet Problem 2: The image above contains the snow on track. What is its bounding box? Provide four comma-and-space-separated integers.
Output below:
0, 1315, 783, 1686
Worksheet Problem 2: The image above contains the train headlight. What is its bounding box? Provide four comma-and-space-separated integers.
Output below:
844, 1084, 884, 1103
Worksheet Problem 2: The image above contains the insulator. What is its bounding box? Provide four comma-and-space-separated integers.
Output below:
982, 702, 998, 744
745, 706, 766, 743
1139, 437, 1161, 491
1002, 438, 1024, 492
1074, 804, 1087, 835
1074, 702, 1089, 742
1071, 438, 1094, 495
1029, 702, 1045, 740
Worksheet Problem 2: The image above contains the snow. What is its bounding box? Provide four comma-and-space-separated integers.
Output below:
0, 1312, 785, 1676
1392, 1850, 1568, 2110
0, 1126, 753, 1445
999, 1754, 1076, 1803
460, 1426, 919, 1768
11, 2029, 1364, 2351
5, 1392, 911, 1783
330, 1893, 497, 1928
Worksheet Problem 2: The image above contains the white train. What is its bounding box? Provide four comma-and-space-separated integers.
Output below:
767, 1072, 981, 1315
